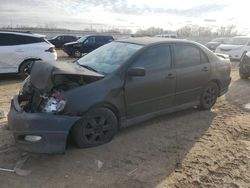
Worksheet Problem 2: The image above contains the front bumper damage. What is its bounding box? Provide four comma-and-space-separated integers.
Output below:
8, 96, 80, 154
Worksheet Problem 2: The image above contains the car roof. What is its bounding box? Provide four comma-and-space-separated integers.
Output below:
56, 35, 76, 37
87, 35, 113, 37
116, 37, 190, 46
0, 31, 45, 38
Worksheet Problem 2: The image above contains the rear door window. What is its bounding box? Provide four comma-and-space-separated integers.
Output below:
0, 33, 44, 46
133, 45, 172, 70
87, 36, 96, 44
174, 43, 201, 68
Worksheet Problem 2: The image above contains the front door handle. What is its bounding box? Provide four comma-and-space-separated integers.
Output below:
166, 73, 175, 79
201, 67, 209, 72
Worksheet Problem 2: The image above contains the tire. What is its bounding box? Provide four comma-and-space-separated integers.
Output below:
239, 66, 249, 79
73, 49, 82, 58
199, 82, 219, 110
19, 60, 34, 79
72, 108, 118, 148
240, 73, 249, 79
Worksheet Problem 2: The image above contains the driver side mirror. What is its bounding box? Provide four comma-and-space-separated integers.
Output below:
127, 67, 146, 77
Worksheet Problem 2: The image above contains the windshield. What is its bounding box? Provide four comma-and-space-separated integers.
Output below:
225, 38, 249, 45
77, 42, 143, 74
77, 36, 88, 43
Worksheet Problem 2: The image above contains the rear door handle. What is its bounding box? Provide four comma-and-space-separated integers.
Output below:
202, 67, 209, 72
166, 73, 176, 79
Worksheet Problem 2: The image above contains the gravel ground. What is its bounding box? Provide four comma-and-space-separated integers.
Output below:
0, 53, 249, 188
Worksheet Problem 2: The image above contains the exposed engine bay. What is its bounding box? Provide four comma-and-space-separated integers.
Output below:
18, 61, 104, 113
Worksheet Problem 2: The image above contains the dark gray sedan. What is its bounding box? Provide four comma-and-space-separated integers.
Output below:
8, 38, 232, 154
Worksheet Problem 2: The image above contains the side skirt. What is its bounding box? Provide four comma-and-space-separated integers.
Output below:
120, 101, 199, 128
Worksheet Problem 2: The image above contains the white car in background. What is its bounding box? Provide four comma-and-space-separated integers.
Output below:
0, 31, 57, 78
215, 36, 250, 60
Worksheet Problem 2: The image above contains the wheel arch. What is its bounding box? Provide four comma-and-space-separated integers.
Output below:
88, 102, 121, 127
67, 102, 121, 147
18, 58, 41, 73
210, 79, 221, 96
69, 102, 121, 133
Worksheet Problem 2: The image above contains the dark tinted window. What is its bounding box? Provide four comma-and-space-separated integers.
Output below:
57, 36, 64, 40
174, 44, 201, 68
96, 36, 113, 43
96, 36, 104, 43
68, 36, 76, 40
133, 45, 172, 70
86, 36, 95, 44
0, 33, 44, 46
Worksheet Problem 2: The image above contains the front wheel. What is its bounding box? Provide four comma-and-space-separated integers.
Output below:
72, 108, 118, 148
199, 82, 219, 110
19, 60, 34, 79
73, 49, 82, 58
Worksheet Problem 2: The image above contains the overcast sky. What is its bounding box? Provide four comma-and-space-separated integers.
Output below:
0, 0, 249, 33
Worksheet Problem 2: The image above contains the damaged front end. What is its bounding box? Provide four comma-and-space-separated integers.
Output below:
18, 77, 67, 114
8, 61, 104, 153
18, 61, 104, 114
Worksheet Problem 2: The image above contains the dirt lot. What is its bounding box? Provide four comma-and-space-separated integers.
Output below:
0, 53, 249, 188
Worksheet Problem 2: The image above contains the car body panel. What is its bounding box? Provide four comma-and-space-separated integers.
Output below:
215, 37, 250, 60
239, 52, 250, 77
0, 32, 57, 74
205, 38, 229, 51
63, 35, 114, 56
8, 96, 80, 153
49, 35, 77, 48
8, 38, 231, 153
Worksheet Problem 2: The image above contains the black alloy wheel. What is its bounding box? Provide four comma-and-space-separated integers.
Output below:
72, 108, 118, 148
19, 60, 34, 79
199, 82, 219, 110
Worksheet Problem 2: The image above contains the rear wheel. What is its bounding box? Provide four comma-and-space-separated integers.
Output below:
240, 73, 249, 79
72, 108, 118, 148
239, 65, 249, 79
199, 82, 219, 110
19, 60, 34, 79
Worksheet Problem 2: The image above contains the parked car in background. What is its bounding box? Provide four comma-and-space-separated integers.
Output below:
239, 51, 250, 79
8, 37, 231, 153
0, 31, 57, 79
48, 35, 78, 48
205, 37, 229, 51
63, 35, 114, 58
155, 34, 177, 38
215, 36, 250, 60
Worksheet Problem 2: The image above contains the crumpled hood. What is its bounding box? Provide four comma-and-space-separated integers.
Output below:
30, 61, 104, 91
218, 44, 244, 51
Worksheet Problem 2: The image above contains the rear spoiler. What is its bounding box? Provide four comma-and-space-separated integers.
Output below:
215, 53, 229, 59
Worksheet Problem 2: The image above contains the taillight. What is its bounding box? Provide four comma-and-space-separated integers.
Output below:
45, 47, 55, 53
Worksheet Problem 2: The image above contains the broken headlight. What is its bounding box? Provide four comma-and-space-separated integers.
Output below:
40, 90, 66, 113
